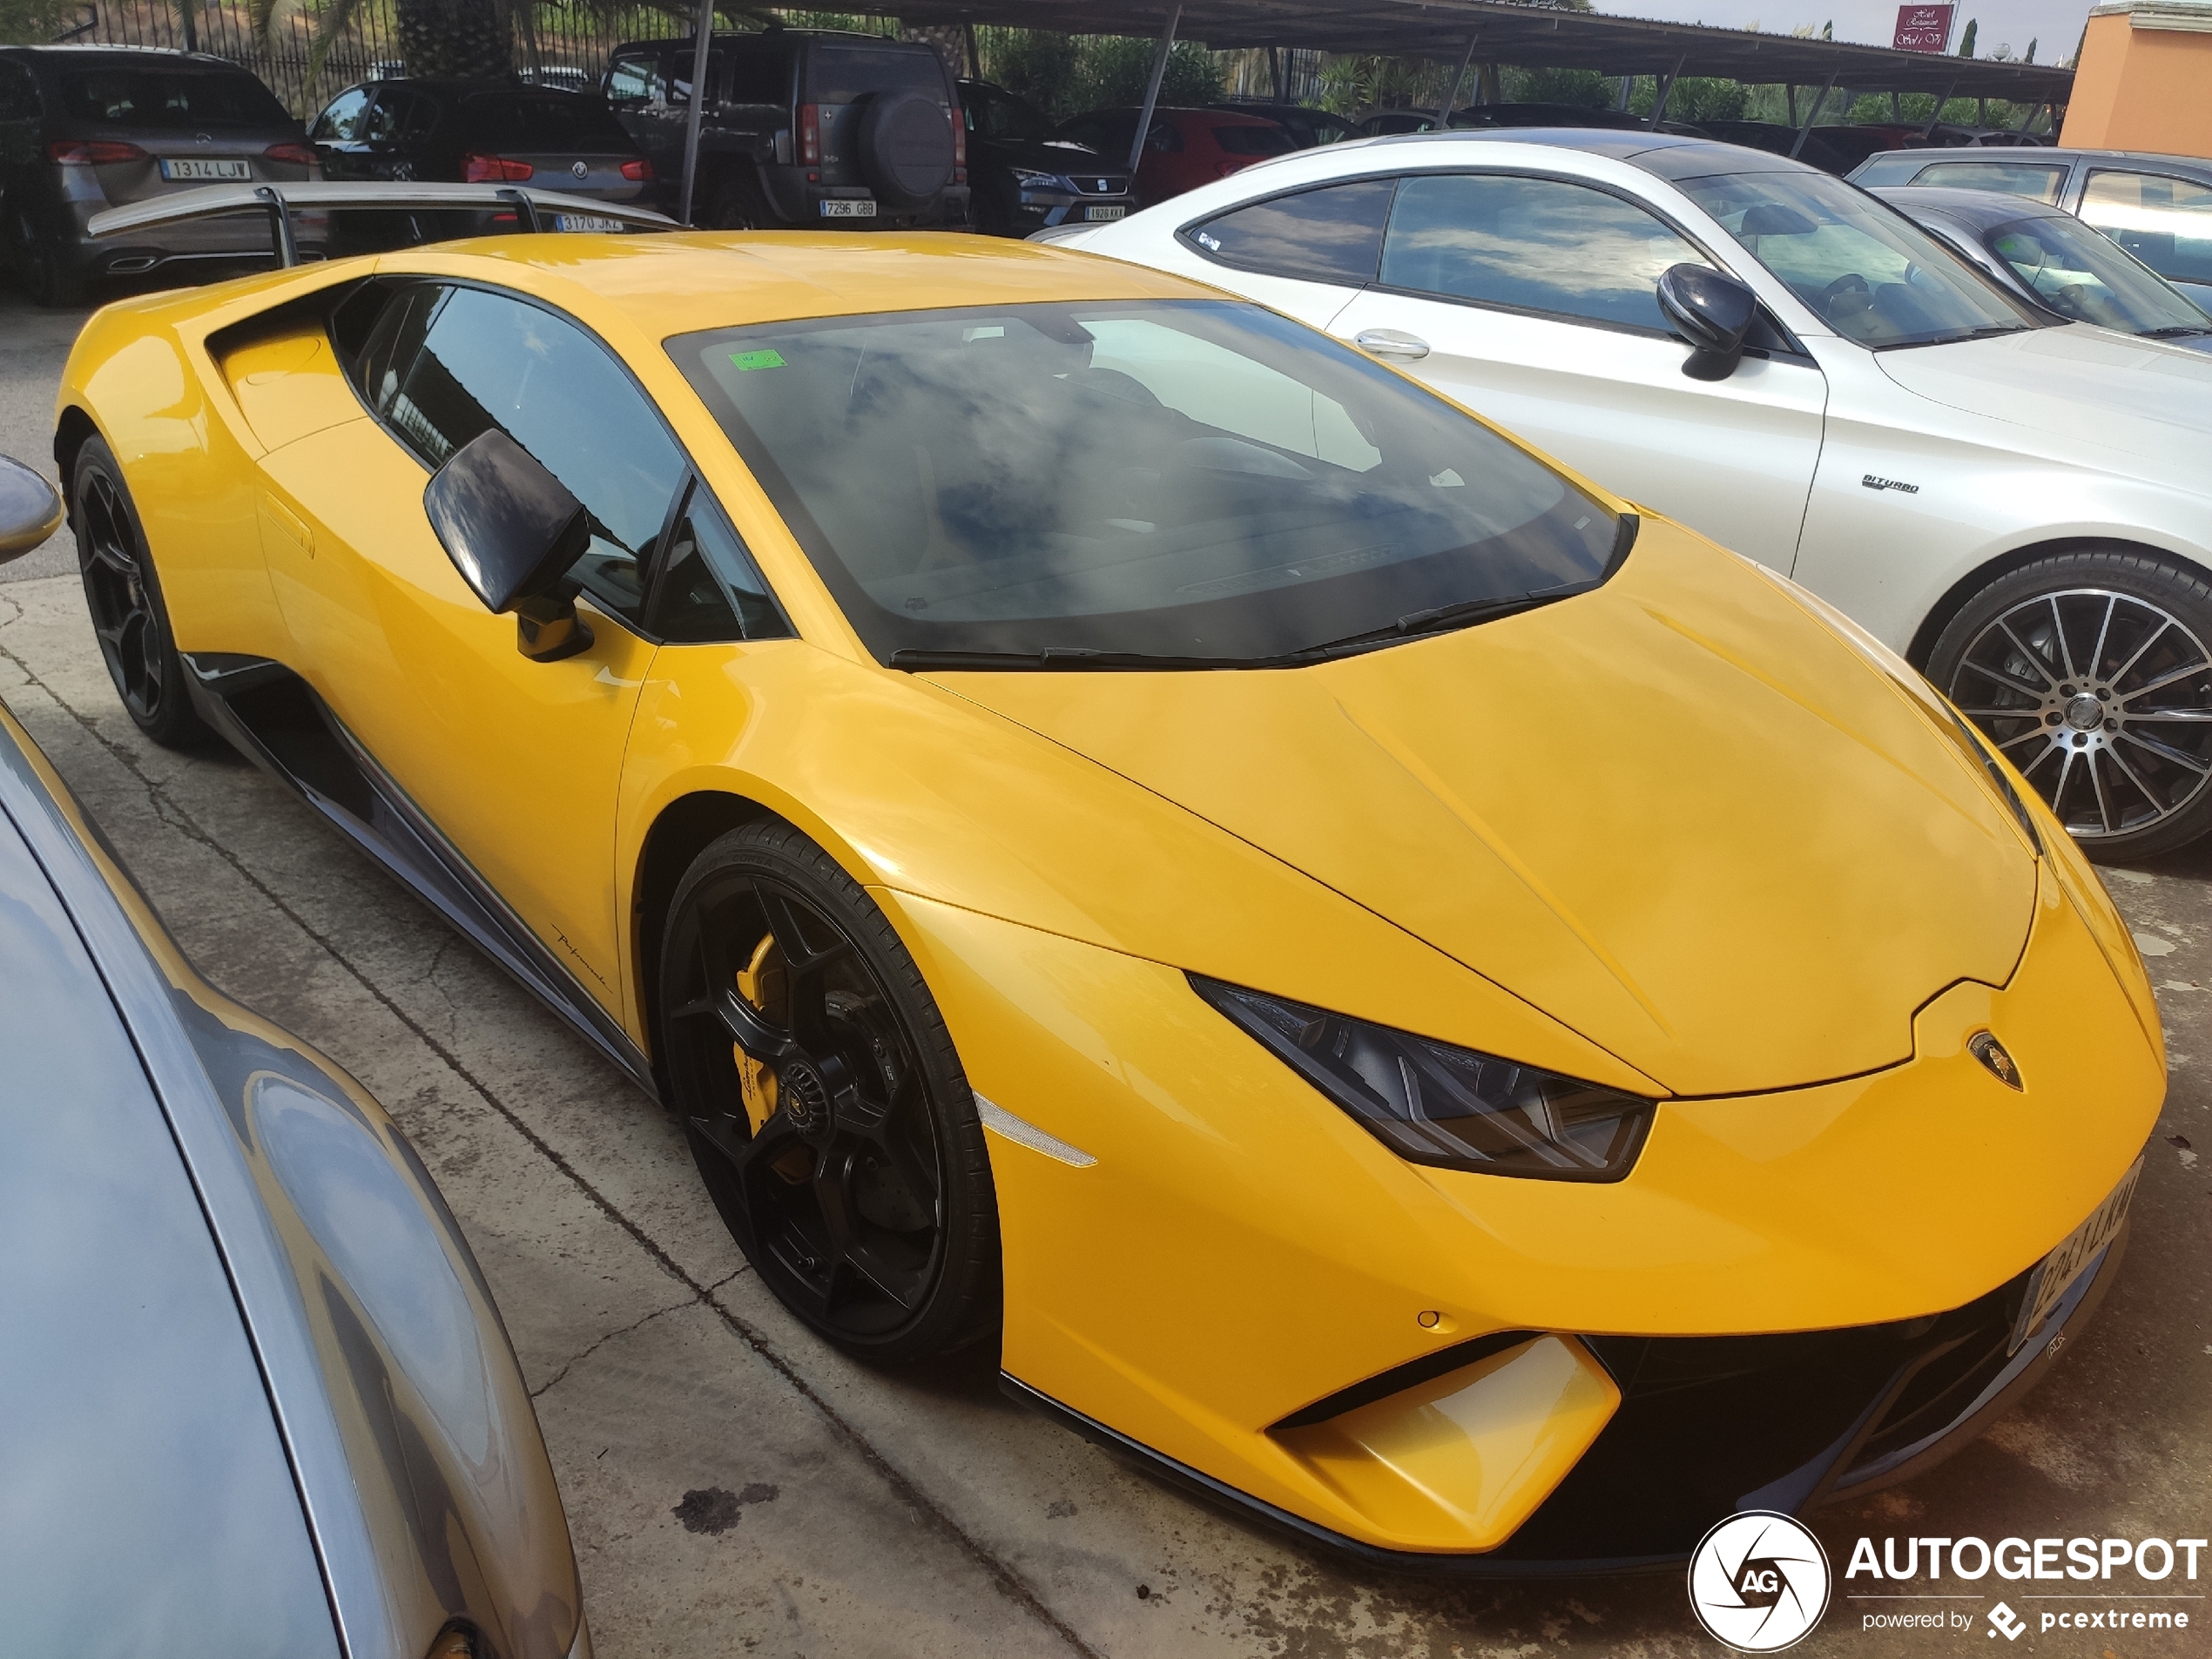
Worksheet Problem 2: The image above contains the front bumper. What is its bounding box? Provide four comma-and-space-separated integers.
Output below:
1007, 1217, 2130, 1573
1009, 187, 1135, 230
882, 787, 2161, 1566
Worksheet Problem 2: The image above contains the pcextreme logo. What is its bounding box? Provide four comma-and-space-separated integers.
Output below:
1688, 1511, 1832, 1652
1844, 1532, 2205, 1641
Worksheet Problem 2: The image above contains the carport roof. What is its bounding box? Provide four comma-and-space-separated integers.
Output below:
869, 0, 2075, 99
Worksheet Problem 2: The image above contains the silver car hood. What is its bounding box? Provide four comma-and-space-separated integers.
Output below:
1875, 323, 2212, 481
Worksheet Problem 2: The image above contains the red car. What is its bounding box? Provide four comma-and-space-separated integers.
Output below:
1051, 105, 1293, 207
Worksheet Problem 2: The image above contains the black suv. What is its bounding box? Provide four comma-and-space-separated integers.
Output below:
604, 28, 966, 231
957, 79, 1130, 237
0, 46, 319, 306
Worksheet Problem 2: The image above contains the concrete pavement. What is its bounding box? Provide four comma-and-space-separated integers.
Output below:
3, 286, 2206, 1657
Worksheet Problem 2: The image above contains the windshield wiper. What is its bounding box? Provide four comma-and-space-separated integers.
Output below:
1291, 580, 1601, 659
2141, 325, 2212, 339
885, 583, 1601, 674
1883, 322, 2031, 350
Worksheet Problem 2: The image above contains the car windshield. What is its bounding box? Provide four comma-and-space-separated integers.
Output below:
673, 300, 1620, 665
1986, 213, 2211, 335
1676, 170, 2039, 347
972, 86, 1049, 142
59, 68, 292, 130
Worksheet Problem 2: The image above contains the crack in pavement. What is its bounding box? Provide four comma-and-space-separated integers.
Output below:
0, 630, 1106, 1659
529, 1274, 743, 1400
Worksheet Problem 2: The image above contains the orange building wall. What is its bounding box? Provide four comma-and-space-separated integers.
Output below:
2061, 9, 2212, 158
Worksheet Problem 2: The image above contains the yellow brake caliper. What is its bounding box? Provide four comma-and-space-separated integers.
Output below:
733, 932, 787, 1136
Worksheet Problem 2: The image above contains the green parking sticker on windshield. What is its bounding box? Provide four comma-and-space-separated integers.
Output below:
730, 349, 786, 371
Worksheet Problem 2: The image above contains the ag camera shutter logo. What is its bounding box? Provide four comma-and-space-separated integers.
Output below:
1688, 1511, 1832, 1651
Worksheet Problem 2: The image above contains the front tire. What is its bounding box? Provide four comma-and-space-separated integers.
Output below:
1928, 549, 2212, 860
657, 820, 1000, 1362
73, 437, 214, 750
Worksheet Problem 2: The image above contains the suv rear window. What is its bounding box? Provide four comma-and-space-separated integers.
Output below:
459, 92, 629, 147
806, 44, 942, 104
59, 68, 291, 130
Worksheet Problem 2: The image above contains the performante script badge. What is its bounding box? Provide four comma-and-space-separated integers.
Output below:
1688, 1511, 1831, 1652
1969, 1031, 2024, 1090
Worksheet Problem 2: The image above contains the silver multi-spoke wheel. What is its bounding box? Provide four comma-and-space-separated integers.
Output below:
1937, 566, 2212, 859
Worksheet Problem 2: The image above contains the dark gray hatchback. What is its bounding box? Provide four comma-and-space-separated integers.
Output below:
0, 46, 321, 305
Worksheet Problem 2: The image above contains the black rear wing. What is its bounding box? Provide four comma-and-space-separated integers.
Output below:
87, 182, 677, 266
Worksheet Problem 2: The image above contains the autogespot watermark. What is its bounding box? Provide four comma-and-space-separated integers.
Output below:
1685, 1515, 2207, 1649
1688, 1511, 1832, 1652
1844, 1532, 2206, 1643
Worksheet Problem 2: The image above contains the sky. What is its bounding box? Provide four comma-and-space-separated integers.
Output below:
1601, 0, 2099, 65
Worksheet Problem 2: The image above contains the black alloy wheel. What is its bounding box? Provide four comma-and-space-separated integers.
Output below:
73, 438, 213, 750
658, 820, 1000, 1361
1930, 550, 2212, 860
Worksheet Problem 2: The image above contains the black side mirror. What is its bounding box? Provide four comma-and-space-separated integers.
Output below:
1657, 264, 1757, 382
421, 428, 594, 662
0, 455, 63, 563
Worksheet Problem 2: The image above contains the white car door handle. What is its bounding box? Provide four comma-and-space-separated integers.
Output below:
1352, 328, 1430, 361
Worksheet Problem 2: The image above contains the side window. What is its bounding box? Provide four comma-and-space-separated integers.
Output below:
1188, 179, 1393, 283
384, 287, 689, 626
606, 51, 662, 105
1379, 172, 1708, 333
2080, 170, 2212, 287
361, 91, 417, 143
347, 281, 442, 415
651, 482, 792, 643
1908, 160, 2067, 203
0, 61, 38, 124
312, 86, 370, 142
724, 43, 786, 105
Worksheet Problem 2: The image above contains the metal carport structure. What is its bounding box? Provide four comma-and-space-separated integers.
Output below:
674, 0, 2076, 218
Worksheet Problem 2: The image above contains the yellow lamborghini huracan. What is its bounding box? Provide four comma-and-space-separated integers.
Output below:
54, 217, 2162, 1571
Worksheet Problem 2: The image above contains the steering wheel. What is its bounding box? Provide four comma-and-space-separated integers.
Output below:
1820, 273, 1871, 302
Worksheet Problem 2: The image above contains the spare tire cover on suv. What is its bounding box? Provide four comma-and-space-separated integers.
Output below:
857, 89, 954, 208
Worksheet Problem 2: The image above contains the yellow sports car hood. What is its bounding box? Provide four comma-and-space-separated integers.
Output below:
939, 523, 2039, 1096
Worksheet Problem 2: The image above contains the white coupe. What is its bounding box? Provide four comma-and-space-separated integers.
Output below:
1042, 131, 2212, 859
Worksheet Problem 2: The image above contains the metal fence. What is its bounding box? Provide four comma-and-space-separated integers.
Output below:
56, 0, 700, 117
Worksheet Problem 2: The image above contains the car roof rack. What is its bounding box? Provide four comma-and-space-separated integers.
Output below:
88, 181, 677, 266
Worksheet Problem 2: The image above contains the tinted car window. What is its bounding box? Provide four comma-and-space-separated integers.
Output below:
674, 300, 1618, 664
1906, 160, 2067, 203
652, 483, 791, 643
968, 84, 1048, 142
606, 51, 662, 105
313, 86, 371, 142
362, 88, 434, 143
2080, 170, 2212, 287
1189, 179, 1393, 283
459, 91, 629, 148
807, 44, 941, 103
1213, 124, 1294, 157
722, 43, 788, 105
383, 287, 688, 624
58, 68, 291, 129
0, 59, 44, 121
1380, 173, 1706, 332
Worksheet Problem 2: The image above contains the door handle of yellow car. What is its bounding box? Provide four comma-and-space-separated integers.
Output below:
1352, 328, 1431, 361
258, 492, 314, 559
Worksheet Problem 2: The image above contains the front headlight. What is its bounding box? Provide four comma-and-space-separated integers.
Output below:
1010, 167, 1070, 191
1191, 977, 1654, 1181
